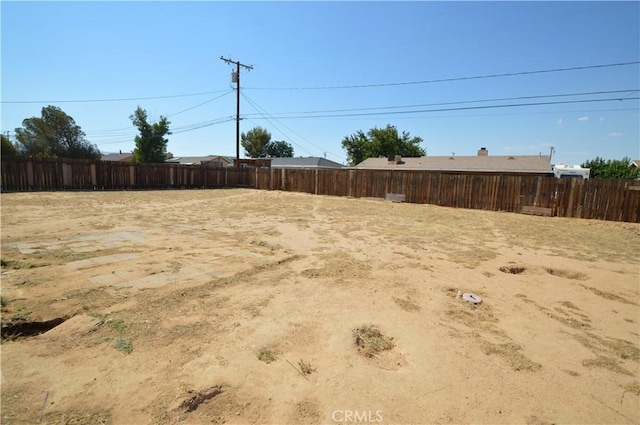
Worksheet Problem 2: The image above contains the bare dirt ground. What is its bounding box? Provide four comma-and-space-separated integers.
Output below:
1, 189, 638, 425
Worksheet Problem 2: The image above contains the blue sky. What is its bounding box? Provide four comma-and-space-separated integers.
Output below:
2, 1, 639, 165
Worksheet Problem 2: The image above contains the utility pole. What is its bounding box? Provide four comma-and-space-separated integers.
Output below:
220, 56, 253, 167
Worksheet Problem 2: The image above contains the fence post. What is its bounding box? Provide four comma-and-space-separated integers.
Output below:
90, 163, 97, 187
315, 169, 319, 195
26, 161, 34, 187
62, 163, 72, 187
348, 170, 354, 198
270, 167, 274, 190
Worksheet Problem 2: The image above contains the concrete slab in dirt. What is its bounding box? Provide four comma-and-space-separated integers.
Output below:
89, 270, 139, 286
67, 253, 138, 271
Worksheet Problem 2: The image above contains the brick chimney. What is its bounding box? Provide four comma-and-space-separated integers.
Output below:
477, 147, 488, 156
387, 155, 404, 165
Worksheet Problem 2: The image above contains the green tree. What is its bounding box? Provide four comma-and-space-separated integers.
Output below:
130, 106, 171, 163
1, 134, 17, 157
341, 124, 426, 166
264, 140, 294, 158
241, 126, 271, 158
14, 106, 100, 160
581, 156, 639, 179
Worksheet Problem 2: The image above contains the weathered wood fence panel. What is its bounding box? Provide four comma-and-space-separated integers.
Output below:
2, 158, 639, 222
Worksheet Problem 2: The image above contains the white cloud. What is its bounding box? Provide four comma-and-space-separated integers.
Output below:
609, 132, 622, 137
578, 116, 589, 121
556, 118, 563, 125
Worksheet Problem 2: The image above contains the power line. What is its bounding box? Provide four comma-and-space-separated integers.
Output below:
242, 89, 638, 117
241, 93, 343, 160
91, 116, 235, 146
1, 89, 233, 104
244, 97, 639, 120
241, 94, 316, 157
244, 61, 640, 91
171, 116, 235, 134
167, 90, 234, 117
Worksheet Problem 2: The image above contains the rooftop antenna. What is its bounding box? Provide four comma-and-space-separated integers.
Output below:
549, 146, 555, 160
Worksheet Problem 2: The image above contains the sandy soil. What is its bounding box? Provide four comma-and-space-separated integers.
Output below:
1, 189, 638, 425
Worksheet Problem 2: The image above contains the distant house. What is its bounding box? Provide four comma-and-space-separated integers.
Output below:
271, 157, 344, 169
101, 152, 133, 162
354, 148, 553, 175
233, 158, 272, 168
631, 159, 640, 168
166, 155, 234, 167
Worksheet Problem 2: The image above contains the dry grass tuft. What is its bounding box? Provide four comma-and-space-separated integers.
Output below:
301, 251, 371, 282
480, 341, 541, 372
573, 332, 640, 362
353, 325, 395, 358
258, 347, 277, 364
545, 268, 589, 280
580, 284, 637, 305
582, 356, 632, 375
36, 410, 112, 425
298, 359, 316, 375
623, 382, 640, 396
393, 297, 420, 312
560, 301, 580, 310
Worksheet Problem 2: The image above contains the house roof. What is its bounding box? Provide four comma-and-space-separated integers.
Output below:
271, 157, 344, 168
166, 155, 233, 165
354, 155, 553, 173
101, 153, 133, 162
631, 160, 640, 167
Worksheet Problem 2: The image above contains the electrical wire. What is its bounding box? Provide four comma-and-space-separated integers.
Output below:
167, 90, 234, 117
1, 89, 233, 104
91, 116, 235, 147
170, 116, 235, 134
240, 96, 316, 157
244, 61, 640, 90
244, 97, 639, 120
241, 93, 343, 161
241, 89, 639, 117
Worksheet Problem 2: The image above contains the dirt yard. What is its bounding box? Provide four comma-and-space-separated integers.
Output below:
1, 189, 638, 425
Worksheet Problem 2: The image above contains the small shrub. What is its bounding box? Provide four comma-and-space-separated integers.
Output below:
353, 325, 395, 358
258, 347, 276, 363
114, 337, 133, 354
298, 359, 316, 375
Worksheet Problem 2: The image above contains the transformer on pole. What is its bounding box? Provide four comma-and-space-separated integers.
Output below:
220, 56, 253, 167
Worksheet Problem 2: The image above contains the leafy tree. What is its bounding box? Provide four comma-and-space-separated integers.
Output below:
341, 124, 426, 166
241, 126, 271, 158
14, 106, 100, 160
1, 134, 17, 157
130, 106, 171, 163
581, 156, 639, 179
264, 140, 294, 158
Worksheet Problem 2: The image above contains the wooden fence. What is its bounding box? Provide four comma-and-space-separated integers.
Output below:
2, 158, 639, 223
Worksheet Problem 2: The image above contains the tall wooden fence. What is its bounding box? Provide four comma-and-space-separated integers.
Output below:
2, 158, 639, 223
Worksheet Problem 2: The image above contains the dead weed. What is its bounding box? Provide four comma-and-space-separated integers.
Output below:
480, 341, 541, 372
353, 325, 395, 358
